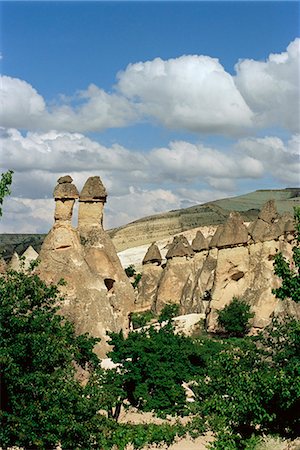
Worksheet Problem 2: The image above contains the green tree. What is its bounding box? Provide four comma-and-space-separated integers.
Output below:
108, 322, 203, 417
217, 297, 254, 337
0, 170, 13, 217
0, 269, 105, 449
272, 207, 300, 303
158, 303, 180, 323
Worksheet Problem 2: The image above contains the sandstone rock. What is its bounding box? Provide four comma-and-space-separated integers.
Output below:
209, 212, 248, 248
258, 199, 278, 223
191, 230, 208, 252
142, 243, 162, 265
8, 252, 20, 271
136, 264, 163, 310
38, 175, 135, 357
20, 245, 39, 271
166, 235, 194, 259
0, 257, 7, 273
80, 176, 107, 201
53, 175, 79, 223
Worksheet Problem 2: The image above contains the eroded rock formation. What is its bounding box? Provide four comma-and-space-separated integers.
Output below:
137, 201, 300, 331
38, 175, 135, 357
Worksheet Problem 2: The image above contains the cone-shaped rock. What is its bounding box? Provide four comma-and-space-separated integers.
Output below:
258, 200, 278, 223
80, 176, 107, 202
211, 212, 248, 248
8, 252, 20, 271
21, 246, 39, 270
166, 235, 194, 259
192, 230, 208, 252
0, 257, 7, 273
142, 243, 162, 265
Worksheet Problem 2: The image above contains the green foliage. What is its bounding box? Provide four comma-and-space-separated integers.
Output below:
108, 322, 204, 417
125, 264, 136, 278
0, 170, 13, 217
158, 303, 180, 323
273, 207, 300, 302
130, 310, 155, 329
193, 318, 300, 447
125, 265, 142, 289
217, 297, 254, 337
132, 272, 142, 289
0, 269, 104, 449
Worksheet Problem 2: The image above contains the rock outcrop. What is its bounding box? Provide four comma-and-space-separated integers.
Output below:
136, 201, 300, 330
38, 175, 135, 357
142, 243, 162, 266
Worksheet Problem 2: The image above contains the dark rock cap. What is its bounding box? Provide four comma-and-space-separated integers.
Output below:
58, 175, 73, 184
142, 243, 162, 265
166, 235, 194, 259
53, 175, 79, 199
80, 176, 107, 202
191, 230, 208, 252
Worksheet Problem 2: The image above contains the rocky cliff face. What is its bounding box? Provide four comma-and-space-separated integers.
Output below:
37, 176, 135, 357
136, 201, 300, 331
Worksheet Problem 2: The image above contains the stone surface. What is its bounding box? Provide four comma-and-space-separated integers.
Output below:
80, 176, 107, 201
136, 264, 163, 310
21, 245, 39, 271
8, 252, 20, 271
166, 235, 194, 259
191, 230, 208, 252
209, 212, 248, 248
258, 199, 278, 223
142, 243, 162, 265
38, 176, 135, 357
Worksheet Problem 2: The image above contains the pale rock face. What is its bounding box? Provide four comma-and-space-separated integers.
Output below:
54, 199, 76, 222
78, 201, 104, 227
209, 212, 248, 248
20, 245, 39, 271
8, 252, 20, 271
136, 201, 299, 333
38, 176, 135, 357
142, 243, 162, 265
0, 257, 7, 273
136, 264, 163, 311
191, 230, 208, 252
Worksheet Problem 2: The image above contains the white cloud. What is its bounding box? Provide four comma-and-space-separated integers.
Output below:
1, 39, 299, 135
2, 127, 297, 233
0, 76, 46, 129
236, 134, 300, 185
235, 38, 300, 132
117, 55, 253, 134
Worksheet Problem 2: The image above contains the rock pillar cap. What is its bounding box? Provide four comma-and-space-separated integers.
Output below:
53, 175, 79, 199
79, 176, 107, 202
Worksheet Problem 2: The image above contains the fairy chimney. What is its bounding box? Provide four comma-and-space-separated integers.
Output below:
78, 176, 107, 227
166, 235, 194, 260
210, 212, 248, 248
142, 243, 162, 266
53, 175, 79, 223
191, 230, 208, 252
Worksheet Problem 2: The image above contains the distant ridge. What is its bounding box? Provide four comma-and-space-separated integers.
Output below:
1, 188, 299, 259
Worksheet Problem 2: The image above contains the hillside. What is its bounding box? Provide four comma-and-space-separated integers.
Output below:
1, 188, 299, 259
109, 188, 300, 251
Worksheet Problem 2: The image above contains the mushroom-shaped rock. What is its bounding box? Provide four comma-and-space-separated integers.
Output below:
80, 176, 107, 202
166, 235, 194, 259
53, 176, 79, 200
258, 200, 278, 224
191, 230, 208, 252
142, 243, 162, 265
78, 176, 107, 227
53, 175, 79, 223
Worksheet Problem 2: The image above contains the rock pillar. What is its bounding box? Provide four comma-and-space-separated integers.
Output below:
78, 176, 107, 228
53, 175, 79, 224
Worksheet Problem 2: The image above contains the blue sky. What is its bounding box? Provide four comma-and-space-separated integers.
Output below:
0, 1, 299, 233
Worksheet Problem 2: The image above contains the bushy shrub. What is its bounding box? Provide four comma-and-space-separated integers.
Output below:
158, 303, 180, 323
217, 297, 254, 337
130, 310, 155, 329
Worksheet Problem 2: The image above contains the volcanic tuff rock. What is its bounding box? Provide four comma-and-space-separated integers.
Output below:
38, 176, 135, 357
142, 243, 162, 266
137, 200, 300, 330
